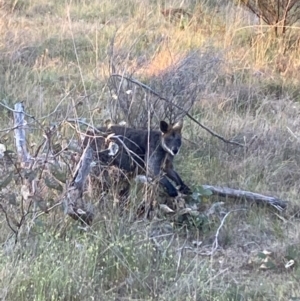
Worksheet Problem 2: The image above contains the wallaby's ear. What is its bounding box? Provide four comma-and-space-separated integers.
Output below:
172, 120, 183, 132
160, 121, 169, 133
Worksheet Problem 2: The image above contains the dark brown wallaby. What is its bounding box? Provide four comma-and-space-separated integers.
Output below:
83, 120, 191, 197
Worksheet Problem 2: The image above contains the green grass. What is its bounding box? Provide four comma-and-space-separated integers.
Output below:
1, 0, 300, 300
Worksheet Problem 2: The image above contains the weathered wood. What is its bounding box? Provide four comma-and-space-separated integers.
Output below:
13, 102, 31, 165
71, 146, 93, 191
202, 185, 287, 211
12, 102, 95, 223
65, 146, 94, 224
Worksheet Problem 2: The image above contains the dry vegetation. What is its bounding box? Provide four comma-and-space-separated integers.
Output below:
1, 0, 300, 300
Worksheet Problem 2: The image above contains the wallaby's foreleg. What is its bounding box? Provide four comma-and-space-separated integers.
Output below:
162, 159, 191, 195
165, 168, 191, 195
159, 176, 178, 197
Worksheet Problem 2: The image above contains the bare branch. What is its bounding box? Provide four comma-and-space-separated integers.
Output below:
110, 74, 244, 147
0, 125, 21, 133
0, 204, 18, 236
198, 209, 246, 256
237, 0, 300, 35
211, 209, 245, 254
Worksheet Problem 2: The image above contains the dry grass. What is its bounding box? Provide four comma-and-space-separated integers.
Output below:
1, 0, 300, 300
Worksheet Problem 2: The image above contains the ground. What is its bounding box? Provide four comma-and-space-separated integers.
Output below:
0, 0, 300, 300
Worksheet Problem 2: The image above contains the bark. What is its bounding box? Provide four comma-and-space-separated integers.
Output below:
65, 146, 94, 224
202, 185, 287, 211
13, 102, 31, 165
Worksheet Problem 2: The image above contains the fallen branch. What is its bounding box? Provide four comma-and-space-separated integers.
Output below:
202, 185, 287, 211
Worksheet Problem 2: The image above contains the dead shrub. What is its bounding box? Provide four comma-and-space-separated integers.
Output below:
107, 49, 222, 128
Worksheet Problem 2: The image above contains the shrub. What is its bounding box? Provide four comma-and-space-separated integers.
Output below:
235, 0, 300, 36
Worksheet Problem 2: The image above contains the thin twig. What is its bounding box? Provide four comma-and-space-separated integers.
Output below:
201, 209, 246, 256
110, 74, 244, 147
38, 128, 52, 181
0, 125, 20, 133
0, 204, 18, 236
67, 8, 87, 96
0, 101, 45, 130
38, 88, 75, 120
33, 201, 63, 220
66, 118, 99, 131
204, 268, 229, 286
175, 238, 187, 279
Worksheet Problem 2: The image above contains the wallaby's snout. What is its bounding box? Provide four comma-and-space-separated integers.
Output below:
172, 146, 179, 155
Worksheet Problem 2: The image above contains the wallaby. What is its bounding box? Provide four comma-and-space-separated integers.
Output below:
82, 120, 191, 197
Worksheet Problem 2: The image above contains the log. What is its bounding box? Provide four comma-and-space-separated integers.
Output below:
13, 102, 31, 165
202, 185, 287, 211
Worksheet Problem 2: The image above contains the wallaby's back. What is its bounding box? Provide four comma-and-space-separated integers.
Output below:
83, 126, 162, 173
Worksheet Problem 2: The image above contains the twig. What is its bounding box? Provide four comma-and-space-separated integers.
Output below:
204, 268, 229, 286
33, 201, 63, 220
0, 125, 20, 133
110, 74, 244, 147
38, 127, 53, 181
30, 138, 47, 170
0, 101, 34, 119
3, 151, 23, 181
65, 146, 95, 224
175, 238, 187, 279
0, 101, 45, 130
38, 88, 75, 120
287, 126, 299, 140
0, 204, 18, 236
66, 118, 99, 131
201, 209, 246, 256
211, 209, 244, 254
67, 7, 87, 96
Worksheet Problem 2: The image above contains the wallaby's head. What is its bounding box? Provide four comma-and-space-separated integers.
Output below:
160, 120, 183, 156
